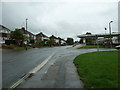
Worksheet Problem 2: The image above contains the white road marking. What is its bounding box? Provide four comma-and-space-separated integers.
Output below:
8, 52, 55, 90
29, 53, 54, 73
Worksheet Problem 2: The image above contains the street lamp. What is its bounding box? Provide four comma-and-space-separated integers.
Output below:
109, 21, 113, 48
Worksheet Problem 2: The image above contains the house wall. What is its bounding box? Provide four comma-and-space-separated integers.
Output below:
55, 39, 59, 43
112, 36, 119, 43
0, 26, 11, 43
61, 40, 66, 44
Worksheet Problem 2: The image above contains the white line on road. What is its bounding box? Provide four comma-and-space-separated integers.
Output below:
8, 52, 55, 90
29, 53, 54, 73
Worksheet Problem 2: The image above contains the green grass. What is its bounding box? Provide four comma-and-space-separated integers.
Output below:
78, 45, 104, 49
73, 51, 119, 88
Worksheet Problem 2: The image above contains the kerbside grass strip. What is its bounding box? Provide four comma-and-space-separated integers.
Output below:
78, 45, 104, 49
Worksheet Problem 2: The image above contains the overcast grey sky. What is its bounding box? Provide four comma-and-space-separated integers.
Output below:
1, 1, 118, 40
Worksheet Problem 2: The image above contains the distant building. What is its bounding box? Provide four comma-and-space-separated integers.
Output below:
36, 32, 49, 42
0, 25, 11, 43
49, 35, 60, 45
61, 39, 66, 45
58, 37, 66, 45
77, 32, 120, 46
49, 35, 66, 45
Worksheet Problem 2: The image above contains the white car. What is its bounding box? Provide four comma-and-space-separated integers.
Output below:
115, 45, 120, 50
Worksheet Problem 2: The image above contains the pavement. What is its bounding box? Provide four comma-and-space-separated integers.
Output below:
72, 44, 86, 49
2, 45, 117, 89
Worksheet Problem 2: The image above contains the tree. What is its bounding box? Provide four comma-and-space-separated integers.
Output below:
10, 29, 24, 46
47, 39, 54, 47
66, 38, 74, 45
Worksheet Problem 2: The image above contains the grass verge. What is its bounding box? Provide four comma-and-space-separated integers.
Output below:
73, 51, 119, 88
78, 45, 104, 49
2, 44, 31, 50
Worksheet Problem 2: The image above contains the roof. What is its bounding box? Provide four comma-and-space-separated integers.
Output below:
0, 25, 11, 31
58, 37, 66, 41
49, 35, 58, 39
36, 32, 48, 37
77, 33, 120, 38
27, 31, 35, 36
61, 39, 66, 42
19, 27, 35, 36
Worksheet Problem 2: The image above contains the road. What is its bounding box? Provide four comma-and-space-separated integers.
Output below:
2, 46, 116, 88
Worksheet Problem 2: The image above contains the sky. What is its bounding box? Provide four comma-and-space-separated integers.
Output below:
1, 0, 118, 41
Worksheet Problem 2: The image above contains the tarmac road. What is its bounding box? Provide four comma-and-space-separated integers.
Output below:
2, 46, 116, 88
2, 47, 58, 88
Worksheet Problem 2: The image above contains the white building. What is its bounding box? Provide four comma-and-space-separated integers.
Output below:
0, 25, 11, 44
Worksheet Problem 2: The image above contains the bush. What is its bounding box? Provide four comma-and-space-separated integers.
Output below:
6, 44, 16, 49
29, 40, 35, 44
5, 40, 16, 45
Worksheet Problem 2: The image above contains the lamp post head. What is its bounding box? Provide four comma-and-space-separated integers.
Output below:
105, 28, 107, 30
110, 21, 113, 23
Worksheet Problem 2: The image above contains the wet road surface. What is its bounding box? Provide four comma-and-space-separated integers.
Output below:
2, 46, 116, 88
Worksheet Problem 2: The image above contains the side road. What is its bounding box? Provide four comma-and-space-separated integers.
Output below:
17, 46, 85, 88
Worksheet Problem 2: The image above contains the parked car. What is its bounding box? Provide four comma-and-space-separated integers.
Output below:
115, 45, 120, 50
28, 44, 32, 47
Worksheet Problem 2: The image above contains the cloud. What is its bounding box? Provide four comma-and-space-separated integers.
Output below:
2, 2, 118, 40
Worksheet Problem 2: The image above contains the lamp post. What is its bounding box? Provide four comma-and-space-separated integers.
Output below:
25, 18, 28, 47
104, 28, 107, 47
109, 21, 113, 48
26, 18, 28, 32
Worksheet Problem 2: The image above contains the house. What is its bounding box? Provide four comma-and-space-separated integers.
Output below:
19, 27, 36, 44
36, 32, 49, 42
60, 39, 66, 45
58, 37, 66, 45
49, 35, 66, 46
49, 35, 60, 45
0, 25, 11, 43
